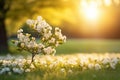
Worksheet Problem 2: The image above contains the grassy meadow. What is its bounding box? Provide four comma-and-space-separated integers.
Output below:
9, 39, 120, 55
1, 67, 120, 80
56, 39, 120, 54
0, 39, 120, 80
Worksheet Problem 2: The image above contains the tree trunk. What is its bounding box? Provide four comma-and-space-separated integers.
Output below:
0, 0, 9, 54
0, 17, 8, 54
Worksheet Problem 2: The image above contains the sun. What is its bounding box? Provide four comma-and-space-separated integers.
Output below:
81, 1, 99, 21
84, 6, 98, 20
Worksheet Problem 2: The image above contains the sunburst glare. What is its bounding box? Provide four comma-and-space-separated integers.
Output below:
81, 1, 99, 21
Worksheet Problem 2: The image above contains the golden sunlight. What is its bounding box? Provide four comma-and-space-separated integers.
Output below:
104, 0, 112, 6
81, 1, 99, 21
84, 6, 98, 21
79, 0, 119, 38
114, 0, 120, 5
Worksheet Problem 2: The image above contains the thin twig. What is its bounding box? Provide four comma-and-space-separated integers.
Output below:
31, 53, 35, 63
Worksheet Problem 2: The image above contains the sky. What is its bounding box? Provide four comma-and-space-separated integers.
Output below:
66, 0, 120, 39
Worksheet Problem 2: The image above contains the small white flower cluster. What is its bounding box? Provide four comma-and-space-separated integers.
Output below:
0, 53, 120, 75
13, 16, 66, 61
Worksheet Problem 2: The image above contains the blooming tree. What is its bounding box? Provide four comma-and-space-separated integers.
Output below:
13, 16, 66, 62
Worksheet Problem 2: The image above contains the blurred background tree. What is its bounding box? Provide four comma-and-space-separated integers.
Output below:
0, 0, 74, 53
0, 0, 120, 54
0, 0, 11, 53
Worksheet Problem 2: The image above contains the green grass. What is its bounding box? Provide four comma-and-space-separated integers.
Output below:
56, 39, 120, 54
9, 39, 120, 55
0, 68, 120, 80
2, 38, 120, 80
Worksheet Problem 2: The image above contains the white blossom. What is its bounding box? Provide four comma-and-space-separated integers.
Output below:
55, 41, 59, 47
27, 41, 37, 48
30, 64, 35, 69
12, 16, 66, 63
17, 33, 24, 40
62, 36, 67, 43
111, 57, 119, 64
49, 38, 55, 44
95, 64, 101, 70
0, 54, 120, 75
52, 48, 56, 56
37, 43, 45, 53
68, 69, 73, 73
20, 43, 25, 48
110, 63, 116, 69
26, 19, 34, 25
25, 69, 31, 72
60, 68, 65, 73
37, 16, 42, 22
88, 63, 94, 69
17, 29, 23, 33
36, 23, 44, 32
1, 67, 10, 72
43, 31, 52, 39
43, 47, 54, 55
55, 31, 62, 39
55, 27, 61, 32
41, 20, 48, 28
102, 58, 110, 65
13, 68, 23, 74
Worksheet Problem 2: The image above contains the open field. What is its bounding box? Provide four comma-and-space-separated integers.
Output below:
9, 39, 120, 55
56, 39, 120, 54
0, 39, 119, 80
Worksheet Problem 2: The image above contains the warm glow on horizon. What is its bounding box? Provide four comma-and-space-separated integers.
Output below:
81, 1, 99, 21
79, 0, 120, 37
84, 6, 98, 21
104, 0, 112, 6
114, 0, 120, 5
